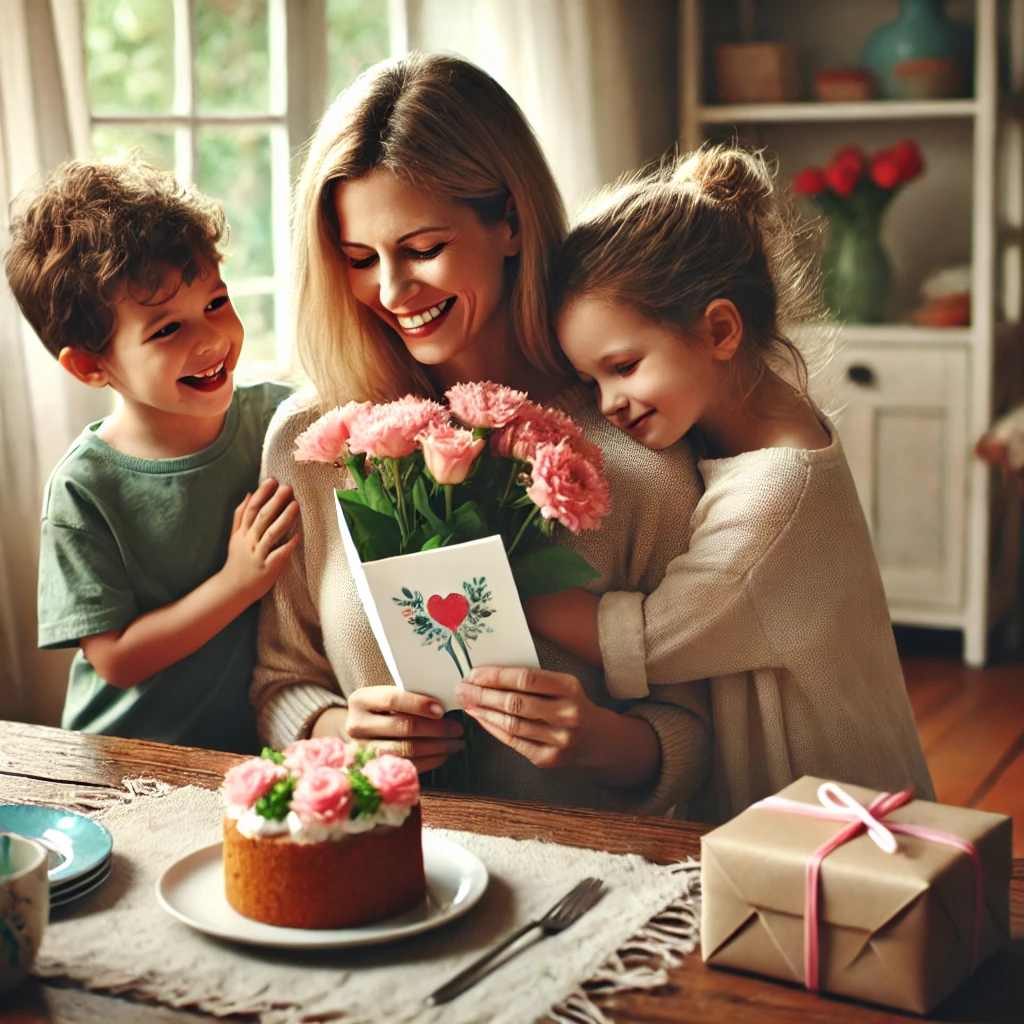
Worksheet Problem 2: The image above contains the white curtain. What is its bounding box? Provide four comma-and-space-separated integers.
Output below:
0, 0, 111, 724
402, 0, 679, 215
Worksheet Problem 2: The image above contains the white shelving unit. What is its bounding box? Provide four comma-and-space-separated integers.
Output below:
681, 0, 1024, 666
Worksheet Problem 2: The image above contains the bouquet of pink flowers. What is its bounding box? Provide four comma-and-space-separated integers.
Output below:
294, 381, 611, 597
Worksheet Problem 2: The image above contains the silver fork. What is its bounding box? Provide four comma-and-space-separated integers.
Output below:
426, 876, 607, 1006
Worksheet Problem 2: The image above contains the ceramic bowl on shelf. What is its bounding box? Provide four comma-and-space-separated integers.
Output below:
813, 68, 876, 102
892, 57, 968, 99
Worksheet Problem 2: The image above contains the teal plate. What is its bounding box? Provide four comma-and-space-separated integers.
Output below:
0, 805, 113, 885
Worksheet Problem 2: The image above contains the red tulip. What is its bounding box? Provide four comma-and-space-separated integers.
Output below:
890, 139, 924, 181
870, 151, 903, 190
791, 168, 828, 195
824, 160, 860, 198
831, 145, 865, 173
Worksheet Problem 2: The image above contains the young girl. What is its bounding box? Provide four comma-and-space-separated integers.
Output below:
527, 145, 935, 821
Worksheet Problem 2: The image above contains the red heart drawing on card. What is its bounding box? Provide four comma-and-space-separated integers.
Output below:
427, 593, 469, 632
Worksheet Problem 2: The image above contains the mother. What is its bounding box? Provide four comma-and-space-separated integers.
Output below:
251, 52, 709, 816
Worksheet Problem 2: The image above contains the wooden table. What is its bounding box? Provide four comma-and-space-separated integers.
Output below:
1, 721, 1021, 1024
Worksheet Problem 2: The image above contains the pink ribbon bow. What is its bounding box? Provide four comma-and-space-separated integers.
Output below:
751, 782, 984, 992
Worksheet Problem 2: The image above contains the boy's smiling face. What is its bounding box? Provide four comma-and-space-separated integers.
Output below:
96, 264, 243, 427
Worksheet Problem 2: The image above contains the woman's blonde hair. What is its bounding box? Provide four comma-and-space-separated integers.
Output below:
293, 52, 569, 408
549, 144, 826, 395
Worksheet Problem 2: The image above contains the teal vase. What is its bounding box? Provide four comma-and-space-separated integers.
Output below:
860, 0, 970, 99
821, 210, 892, 324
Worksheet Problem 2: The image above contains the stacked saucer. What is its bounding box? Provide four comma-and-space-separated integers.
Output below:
0, 804, 113, 910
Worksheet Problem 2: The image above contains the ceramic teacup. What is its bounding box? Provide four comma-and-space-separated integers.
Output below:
0, 832, 49, 992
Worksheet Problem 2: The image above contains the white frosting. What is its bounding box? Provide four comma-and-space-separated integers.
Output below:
232, 806, 290, 839
227, 801, 414, 845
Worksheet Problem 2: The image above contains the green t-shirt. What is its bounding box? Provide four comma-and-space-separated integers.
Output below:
38, 381, 293, 753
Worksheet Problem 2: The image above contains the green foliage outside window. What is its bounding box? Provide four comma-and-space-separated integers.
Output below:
327, 0, 390, 103
85, 0, 175, 116
83, 0, 389, 365
196, 0, 270, 114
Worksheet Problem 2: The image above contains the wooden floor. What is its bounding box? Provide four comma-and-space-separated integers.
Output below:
900, 632, 1024, 856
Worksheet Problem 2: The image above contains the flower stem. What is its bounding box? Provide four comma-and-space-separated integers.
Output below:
444, 484, 453, 524
498, 460, 520, 511
507, 504, 540, 556
390, 458, 410, 541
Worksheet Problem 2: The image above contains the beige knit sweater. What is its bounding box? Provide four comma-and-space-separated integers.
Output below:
251, 386, 710, 816
597, 419, 936, 823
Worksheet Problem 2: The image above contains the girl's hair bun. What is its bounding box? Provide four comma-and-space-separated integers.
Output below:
673, 145, 774, 223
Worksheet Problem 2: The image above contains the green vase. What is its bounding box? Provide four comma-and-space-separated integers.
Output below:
821, 211, 892, 324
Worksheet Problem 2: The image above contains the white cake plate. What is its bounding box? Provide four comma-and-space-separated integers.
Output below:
155, 832, 488, 949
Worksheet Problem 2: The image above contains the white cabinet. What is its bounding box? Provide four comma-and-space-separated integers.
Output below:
833, 344, 968, 609
680, 0, 1023, 664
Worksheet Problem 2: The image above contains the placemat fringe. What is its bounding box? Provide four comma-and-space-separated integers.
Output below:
549, 860, 701, 1024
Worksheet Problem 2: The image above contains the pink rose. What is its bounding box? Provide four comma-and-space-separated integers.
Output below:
223, 757, 287, 809
419, 422, 486, 485
492, 402, 605, 470
293, 401, 372, 464
360, 754, 421, 807
289, 766, 353, 824
526, 440, 612, 533
282, 736, 354, 774
446, 381, 529, 429
347, 395, 448, 460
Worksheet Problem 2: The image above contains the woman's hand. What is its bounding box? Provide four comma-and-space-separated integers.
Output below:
455, 666, 660, 787
342, 685, 465, 774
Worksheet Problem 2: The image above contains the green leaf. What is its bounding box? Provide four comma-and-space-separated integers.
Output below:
421, 533, 443, 551
344, 453, 366, 487
260, 747, 284, 765
510, 546, 601, 599
360, 467, 397, 516
450, 500, 490, 542
338, 496, 403, 561
412, 476, 450, 536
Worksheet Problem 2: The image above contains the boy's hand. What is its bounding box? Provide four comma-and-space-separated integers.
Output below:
222, 477, 301, 604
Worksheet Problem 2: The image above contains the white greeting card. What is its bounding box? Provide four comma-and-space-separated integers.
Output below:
335, 492, 540, 710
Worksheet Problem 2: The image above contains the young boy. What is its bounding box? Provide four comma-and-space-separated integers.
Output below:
4, 156, 298, 753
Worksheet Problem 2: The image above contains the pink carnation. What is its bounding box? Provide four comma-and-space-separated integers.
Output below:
282, 736, 354, 774
223, 757, 287, 809
526, 440, 611, 533
347, 395, 448, 460
492, 402, 605, 470
360, 754, 421, 807
446, 381, 529, 429
419, 422, 486, 485
289, 766, 353, 824
293, 402, 372, 464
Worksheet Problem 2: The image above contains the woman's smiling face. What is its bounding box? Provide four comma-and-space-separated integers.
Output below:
334, 169, 521, 379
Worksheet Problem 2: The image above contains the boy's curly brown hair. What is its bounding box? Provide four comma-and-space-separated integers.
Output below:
4, 156, 227, 359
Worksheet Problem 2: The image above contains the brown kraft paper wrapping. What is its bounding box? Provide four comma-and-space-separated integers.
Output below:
700, 776, 1012, 1014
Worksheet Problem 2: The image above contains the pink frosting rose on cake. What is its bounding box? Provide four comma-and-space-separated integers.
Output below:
223, 757, 288, 809
290, 766, 353, 824
361, 754, 421, 807
282, 736, 354, 774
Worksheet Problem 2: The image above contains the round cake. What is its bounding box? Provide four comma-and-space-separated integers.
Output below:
221, 738, 425, 929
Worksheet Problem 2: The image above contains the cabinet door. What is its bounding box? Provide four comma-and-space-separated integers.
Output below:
832, 345, 968, 609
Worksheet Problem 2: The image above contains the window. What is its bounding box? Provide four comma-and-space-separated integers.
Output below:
83, 0, 390, 368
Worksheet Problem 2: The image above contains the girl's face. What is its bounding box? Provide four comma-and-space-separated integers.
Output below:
556, 295, 722, 450
333, 169, 521, 380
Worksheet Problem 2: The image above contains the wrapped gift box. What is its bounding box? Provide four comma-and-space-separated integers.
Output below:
701, 777, 1012, 1013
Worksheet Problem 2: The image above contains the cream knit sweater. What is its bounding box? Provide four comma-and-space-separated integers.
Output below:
251, 386, 710, 816
597, 419, 936, 823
